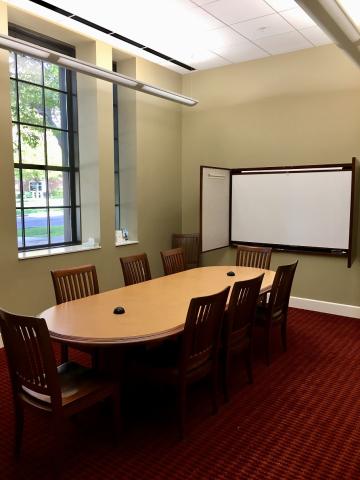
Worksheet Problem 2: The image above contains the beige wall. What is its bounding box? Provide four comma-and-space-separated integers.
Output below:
1, 1, 360, 314
0, 3, 182, 315
182, 45, 360, 306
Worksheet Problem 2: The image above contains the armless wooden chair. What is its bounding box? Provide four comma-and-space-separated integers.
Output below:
172, 233, 200, 270
222, 274, 264, 401
0, 309, 120, 466
161, 247, 185, 275
144, 286, 230, 438
120, 253, 151, 286
51, 264, 99, 365
256, 261, 298, 365
236, 244, 272, 269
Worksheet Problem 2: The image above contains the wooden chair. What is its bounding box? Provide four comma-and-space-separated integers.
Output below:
235, 244, 272, 269
222, 274, 264, 401
120, 253, 151, 286
143, 286, 230, 438
172, 233, 200, 270
256, 261, 298, 365
161, 247, 185, 275
51, 264, 99, 365
0, 308, 120, 467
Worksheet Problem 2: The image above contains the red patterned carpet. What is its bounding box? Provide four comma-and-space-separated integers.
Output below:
1, 308, 360, 480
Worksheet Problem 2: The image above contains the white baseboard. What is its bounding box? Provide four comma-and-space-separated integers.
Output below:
0, 297, 358, 351
290, 296, 360, 319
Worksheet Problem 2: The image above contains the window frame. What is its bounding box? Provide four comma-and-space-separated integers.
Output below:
9, 25, 81, 252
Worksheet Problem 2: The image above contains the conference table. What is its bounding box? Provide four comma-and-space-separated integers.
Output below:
41, 266, 275, 347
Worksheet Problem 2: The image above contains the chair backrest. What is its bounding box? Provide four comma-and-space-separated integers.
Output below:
120, 253, 152, 286
224, 274, 264, 344
180, 286, 230, 375
161, 247, 185, 276
0, 309, 61, 410
172, 233, 200, 270
236, 245, 272, 270
51, 264, 99, 305
268, 261, 298, 322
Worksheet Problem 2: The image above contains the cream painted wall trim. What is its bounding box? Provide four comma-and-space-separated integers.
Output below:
289, 297, 360, 318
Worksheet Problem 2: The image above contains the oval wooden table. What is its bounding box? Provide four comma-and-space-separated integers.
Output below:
41, 266, 275, 346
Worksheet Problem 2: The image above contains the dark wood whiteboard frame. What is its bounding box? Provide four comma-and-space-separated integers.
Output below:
200, 159, 358, 267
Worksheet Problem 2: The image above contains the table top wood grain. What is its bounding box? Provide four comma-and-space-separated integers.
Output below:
41, 266, 275, 345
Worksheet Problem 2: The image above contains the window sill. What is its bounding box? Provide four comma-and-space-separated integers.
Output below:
115, 240, 139, 247
18, 244, 101, 261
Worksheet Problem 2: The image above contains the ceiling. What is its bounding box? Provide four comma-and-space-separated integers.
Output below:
6, 0, 333, 73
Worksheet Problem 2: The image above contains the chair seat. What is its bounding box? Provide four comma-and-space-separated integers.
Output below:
21, 361, 114, 409
256, 305, 284, 326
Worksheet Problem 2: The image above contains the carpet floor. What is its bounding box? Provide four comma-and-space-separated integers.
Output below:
1, 308, 360, 479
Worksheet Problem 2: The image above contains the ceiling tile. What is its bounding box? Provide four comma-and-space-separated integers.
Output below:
200, 26, 245, 49
300, 26, 332, 46
190, 54, 231, 70
280, 7, 316, 29
263, 0, 297, 11
213, 40, 269, 63
191, 0, 220, 5
254, 30, 312, 54
233, 13, 294, 40
203, 0, 274, 25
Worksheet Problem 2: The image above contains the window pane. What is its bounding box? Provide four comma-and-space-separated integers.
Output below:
48, 171, 70, 206
20, 126, 45, 165
22, 169, 46, 208
45, 90, 67, 129
9, 52, 16, 78
50, 208, 72, 244
18, 82, 44, 125
12, 124, 19, 163
24, 208, 48, 248
17, 54, 42, 85
14, 169, 21, 207
44, 62, 66, 91
10, 79, 18, 121
16, 209, 23, 248
47, 129, 69, 166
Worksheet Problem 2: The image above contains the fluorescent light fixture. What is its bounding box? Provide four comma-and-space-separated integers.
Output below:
296, 0, 360, 67
0, 33, 50, 59
0, 33, 198, 107
318, 0, 360, 42
57, 57, 138, 88
140, 84, 198, 106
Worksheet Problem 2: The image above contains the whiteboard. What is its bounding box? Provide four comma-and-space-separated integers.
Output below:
201, 167, 230, 252
231, 170, 352, 250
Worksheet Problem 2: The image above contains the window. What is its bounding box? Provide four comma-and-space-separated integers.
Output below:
113, 65, 120, 231
9, 28, 80, 251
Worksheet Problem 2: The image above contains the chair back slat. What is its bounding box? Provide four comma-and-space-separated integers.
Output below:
236, 245, 272, 270
120, 253, 152, 286
181, 287, 230, 373
0, 310, 61, 408
268, 261, 298, 321
161, 248, 185, 275
224, 274, 264, 345
51, 265, 99, 305
172, 233, 200, 270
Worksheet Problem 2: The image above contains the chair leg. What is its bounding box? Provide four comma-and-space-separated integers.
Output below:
177, 383, 186, 440
51, 414, 66, 478
244, 348, 253, 384
60, 344, 69, 364
111, 386, 122, 444
281, 322, 287, 352
211, 363, 219, 415
222, 351, 230, 402
14, 403, 24, 458
265, 327, 272, 366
